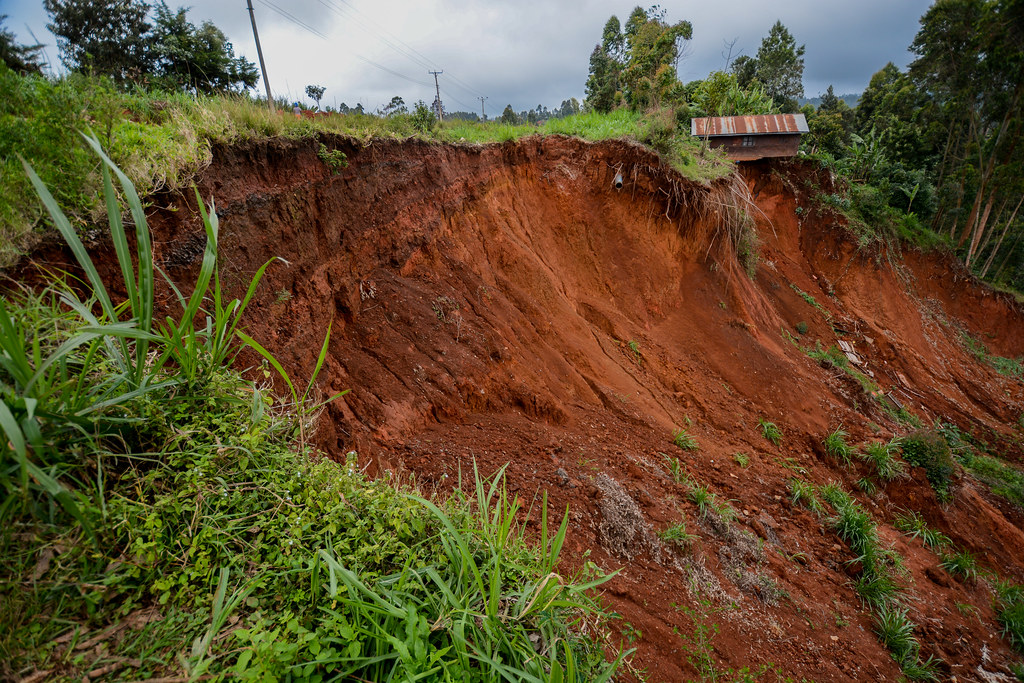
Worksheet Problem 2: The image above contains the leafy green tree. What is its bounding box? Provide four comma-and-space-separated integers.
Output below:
585, 43, 619, 113
44, 0, 152, 82
619, 6, 691, 109
732, 20, 804, 111
909, 0, 1023, 266
411, 100, 434, 132
0, 15, 45, 74
500, 104, 518, 124
753, 21, 804, 111
557, 98, 581, 118
305, 84, 326, 110
805, 85, 855, 156
149, 2, 257, 93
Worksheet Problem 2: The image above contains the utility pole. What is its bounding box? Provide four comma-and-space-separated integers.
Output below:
477, 96, 488, 121
247, 0, 275, 113
428, 70, 444, 122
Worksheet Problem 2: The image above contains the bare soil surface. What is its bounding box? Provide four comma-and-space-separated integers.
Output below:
25, 135, 1024, 681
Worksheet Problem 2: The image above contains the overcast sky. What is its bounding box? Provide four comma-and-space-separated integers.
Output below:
4, 0, 931, 115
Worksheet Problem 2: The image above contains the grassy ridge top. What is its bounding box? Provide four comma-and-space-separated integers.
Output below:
0, 67, 732, 269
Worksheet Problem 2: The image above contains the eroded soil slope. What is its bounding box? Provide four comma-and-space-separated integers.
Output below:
108, 135, 1024, 680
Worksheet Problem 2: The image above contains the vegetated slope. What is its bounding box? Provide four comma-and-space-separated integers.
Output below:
85, 134, 1024, 679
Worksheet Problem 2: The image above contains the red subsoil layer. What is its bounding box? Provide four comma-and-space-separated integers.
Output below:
24, 135, 1024, 680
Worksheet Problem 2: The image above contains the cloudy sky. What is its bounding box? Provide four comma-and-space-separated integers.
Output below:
4, 0, 931, 114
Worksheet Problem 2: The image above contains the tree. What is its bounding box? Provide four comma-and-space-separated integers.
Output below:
909, 0, 1024, 265
380, 95, 406, 116
733, 20, 804, 111
753, 21, 804, 111
44, 0, 152, 82
618, 6, 692, 109
149, 2, 257, 93
0, 15, 45, 74
585, 6, 692, 112
584, 44, 618, 113
500, 104, 517, 124
305, 84, 326, 110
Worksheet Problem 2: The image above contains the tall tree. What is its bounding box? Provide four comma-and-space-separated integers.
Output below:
750, 20, 804, 111
910, 0, 1024, 265
150, 2, 257, 93
500, 104, 517, 124
586, 6, 691, 111
0, 15, 45, 74
44, 0, 152, 82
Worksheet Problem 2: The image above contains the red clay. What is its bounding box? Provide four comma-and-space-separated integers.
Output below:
29, 135, 1024, 680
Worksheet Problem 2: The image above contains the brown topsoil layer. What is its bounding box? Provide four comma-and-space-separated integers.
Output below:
19, 134, 1024, 681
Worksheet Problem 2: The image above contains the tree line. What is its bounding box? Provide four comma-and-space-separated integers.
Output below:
584, 2, 1024, 291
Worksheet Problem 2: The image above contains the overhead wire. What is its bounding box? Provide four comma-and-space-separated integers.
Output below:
318, 0, 488, 101
255, 0, 485, 109
254, 0, 433, 88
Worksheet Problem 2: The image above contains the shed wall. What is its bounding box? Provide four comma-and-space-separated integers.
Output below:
708, 134, 801, 161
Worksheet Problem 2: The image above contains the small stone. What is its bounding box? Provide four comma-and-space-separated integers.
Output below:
830, 636, 839, 642
556, 468, 570, 486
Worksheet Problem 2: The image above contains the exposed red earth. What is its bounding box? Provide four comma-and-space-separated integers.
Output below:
22, 135, 1024, 681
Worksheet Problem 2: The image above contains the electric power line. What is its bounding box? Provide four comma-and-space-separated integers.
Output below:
256, 0, 329, 40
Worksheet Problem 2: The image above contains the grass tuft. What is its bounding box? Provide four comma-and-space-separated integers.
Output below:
758, 418, 782, 446
823, 427, 857, 465
672, 427, 699, 451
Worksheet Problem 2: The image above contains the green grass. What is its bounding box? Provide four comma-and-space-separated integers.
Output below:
861, 440, 907, 482
823, 427, 857, 465
995, 581, 1024, 654
758, 418, 782, 446
940, 549, 978, 584
963, 453, 1024, 509
788, 478, 825, 516
960, 332, 1024, 378
893, 511, 951, 550
672, 427, 699, 451
0, 143, 624, 681
660, 515, 698, 552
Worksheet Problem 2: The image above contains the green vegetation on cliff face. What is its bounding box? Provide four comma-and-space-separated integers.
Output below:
0, 144, 623, 681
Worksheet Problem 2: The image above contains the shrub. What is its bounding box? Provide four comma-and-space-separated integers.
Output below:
899, 430, 956, 500
795, 321, 809, 335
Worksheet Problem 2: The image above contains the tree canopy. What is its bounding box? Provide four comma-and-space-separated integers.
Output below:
585, 5, 692, 112
44, 0, 257, 92
0, 15, 45, 74
732, 20, 805, 112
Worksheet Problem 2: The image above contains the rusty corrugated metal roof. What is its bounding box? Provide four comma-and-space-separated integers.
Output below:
690, 114, 809, 137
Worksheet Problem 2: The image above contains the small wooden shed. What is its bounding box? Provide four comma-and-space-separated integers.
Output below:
690, 114, 809, 161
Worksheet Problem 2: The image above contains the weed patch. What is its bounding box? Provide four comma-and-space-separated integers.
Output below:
899, 430, 956, 502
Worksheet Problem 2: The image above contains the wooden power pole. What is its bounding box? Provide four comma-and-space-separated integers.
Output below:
478, 96, 488, 121
247, 0, 275, 113
429, 70, 444, 121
